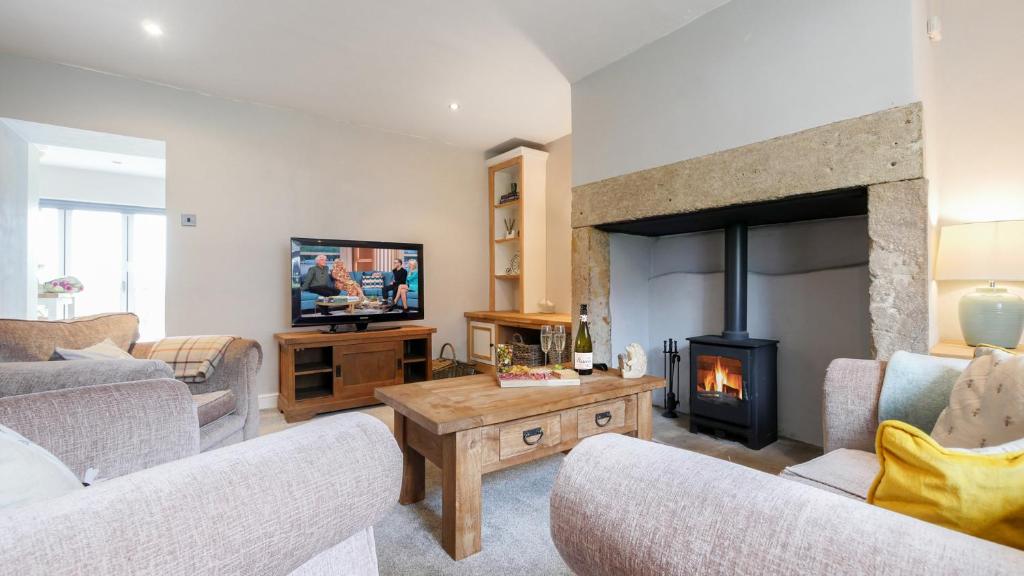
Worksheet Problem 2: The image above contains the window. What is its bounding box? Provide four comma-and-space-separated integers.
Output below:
36, 201, 166, 340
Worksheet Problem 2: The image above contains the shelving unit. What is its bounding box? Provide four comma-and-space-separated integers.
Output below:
487, 146, 548, 313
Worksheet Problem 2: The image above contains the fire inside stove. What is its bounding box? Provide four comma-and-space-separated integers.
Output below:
696, 355, 744, 401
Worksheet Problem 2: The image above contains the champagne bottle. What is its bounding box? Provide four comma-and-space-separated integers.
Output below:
574, 304, 593, 375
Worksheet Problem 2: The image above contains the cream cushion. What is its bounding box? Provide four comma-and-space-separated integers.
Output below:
931, 350, 1024, 449
0, 424, 82, 511
54, 338, 134, 361
780, 448, 878, 501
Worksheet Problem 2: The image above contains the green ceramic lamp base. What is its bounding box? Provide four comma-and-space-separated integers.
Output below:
959, 285, 1024, 349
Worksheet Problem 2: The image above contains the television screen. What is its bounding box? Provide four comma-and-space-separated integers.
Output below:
291, 237, 423, 330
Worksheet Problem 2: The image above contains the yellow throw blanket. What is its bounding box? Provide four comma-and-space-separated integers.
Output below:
147, 336, 237, 383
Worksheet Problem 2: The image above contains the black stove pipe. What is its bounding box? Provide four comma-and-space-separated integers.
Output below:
723, 222, 749, 340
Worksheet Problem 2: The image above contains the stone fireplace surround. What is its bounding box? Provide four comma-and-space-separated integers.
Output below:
571, 103, 929, 365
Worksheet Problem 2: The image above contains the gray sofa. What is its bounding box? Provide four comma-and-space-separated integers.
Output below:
0, 379, 401, 575
549, 358, 1024, 575
0, 313, 262, 450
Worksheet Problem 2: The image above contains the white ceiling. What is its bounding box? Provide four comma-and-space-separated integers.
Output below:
1, 117, 166, 177
0, 0, 729, 149
38, 145, 167, 179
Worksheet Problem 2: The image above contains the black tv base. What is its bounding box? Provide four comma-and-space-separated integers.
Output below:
320, 323, 403, 334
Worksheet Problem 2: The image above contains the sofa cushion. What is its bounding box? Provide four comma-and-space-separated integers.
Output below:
0, 424, 83, 510
932, 350, 1024, 449
869, 419, 1024, 550
54, 338, 135, 361
878, 351, 969, 432
780, 448, 878, 501
0, 313, 140, 362
192, 390, 236, 427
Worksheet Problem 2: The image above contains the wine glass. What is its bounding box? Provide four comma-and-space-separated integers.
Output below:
552, 325, 566, 367
540, 325, 553, 367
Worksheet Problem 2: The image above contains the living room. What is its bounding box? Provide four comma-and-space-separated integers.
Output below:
1, 1, 1022, 575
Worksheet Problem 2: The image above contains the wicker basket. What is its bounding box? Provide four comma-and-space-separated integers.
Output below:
511, 333, 544, 367
550, 343, 571, 366
432, 343, 477, 380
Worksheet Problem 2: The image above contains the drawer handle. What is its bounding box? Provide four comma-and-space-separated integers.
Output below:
595, 411, 613, 428
522, 427, 544, 446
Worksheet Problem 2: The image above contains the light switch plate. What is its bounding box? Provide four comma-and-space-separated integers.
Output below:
181, 213, 197, 227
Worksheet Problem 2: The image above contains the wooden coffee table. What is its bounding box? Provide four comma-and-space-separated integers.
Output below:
375, 370, 665, 560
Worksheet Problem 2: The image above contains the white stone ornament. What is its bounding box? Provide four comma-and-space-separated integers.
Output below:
618, 343, 647, 379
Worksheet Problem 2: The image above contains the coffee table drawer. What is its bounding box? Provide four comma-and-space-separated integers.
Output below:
497, 413, 562, 460
578, 399, 627, 439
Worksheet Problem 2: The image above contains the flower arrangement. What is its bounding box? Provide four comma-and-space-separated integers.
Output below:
40, 276, 84, 294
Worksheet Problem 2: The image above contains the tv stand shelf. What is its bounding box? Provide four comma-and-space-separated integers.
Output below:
275, 325, 436, 422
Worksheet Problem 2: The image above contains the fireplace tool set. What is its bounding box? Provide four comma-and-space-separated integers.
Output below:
661, 338, 681, 418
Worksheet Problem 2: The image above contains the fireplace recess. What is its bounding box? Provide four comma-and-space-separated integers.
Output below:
687, 222, 778, 449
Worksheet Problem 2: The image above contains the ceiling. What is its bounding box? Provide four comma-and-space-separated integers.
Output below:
1, 117, 166, 178
0, 0, 728, 149
38, 145, 167, 179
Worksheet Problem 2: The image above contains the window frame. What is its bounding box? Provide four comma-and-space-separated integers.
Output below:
38, 199, 166, 318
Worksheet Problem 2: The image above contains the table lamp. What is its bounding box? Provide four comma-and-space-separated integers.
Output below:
936, 220, 1024, 348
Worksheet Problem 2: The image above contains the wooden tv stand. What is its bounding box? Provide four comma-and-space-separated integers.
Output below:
275, 325, 436, 422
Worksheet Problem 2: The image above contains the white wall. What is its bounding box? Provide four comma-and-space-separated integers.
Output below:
925, 0, 1024, 346
0, 53, 488, 404
39, 165, 165, 208
0, 121, 39, 319
610, 217, 872, 446
571, 0, 916, 186
544, 134, 572, 313
0, 121, 32, 318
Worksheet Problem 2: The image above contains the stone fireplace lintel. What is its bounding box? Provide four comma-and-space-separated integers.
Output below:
571, 103, 929, 364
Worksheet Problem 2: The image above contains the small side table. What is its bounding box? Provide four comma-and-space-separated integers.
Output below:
37, 293, 76, 320
929, 341, 974, 360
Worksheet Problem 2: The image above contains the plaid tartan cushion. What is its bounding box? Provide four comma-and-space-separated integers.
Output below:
146, 335, 237, 383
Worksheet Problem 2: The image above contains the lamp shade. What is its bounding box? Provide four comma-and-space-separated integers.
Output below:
936, 220, 1024, 281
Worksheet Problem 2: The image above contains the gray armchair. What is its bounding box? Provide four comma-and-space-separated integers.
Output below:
0, 380, 401, 575
0, 313, 262, 450
549, 357, 1024, 575
132, 338, 262, 449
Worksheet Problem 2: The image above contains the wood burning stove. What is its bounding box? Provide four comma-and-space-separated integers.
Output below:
687, 222, 778, 449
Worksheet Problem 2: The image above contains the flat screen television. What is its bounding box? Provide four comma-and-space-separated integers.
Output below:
291, 237, 423, 332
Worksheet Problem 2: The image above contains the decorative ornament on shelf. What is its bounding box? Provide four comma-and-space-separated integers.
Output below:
618, 343, 647, 379
537, 298, 555, 313
936, 220, 1024, 349
505, 252, 521, 276
504, 217, 516, 239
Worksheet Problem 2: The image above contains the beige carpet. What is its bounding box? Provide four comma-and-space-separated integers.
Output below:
259, 407, 820, 575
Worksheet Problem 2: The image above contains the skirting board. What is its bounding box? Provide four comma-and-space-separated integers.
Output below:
259, 393, 279, 410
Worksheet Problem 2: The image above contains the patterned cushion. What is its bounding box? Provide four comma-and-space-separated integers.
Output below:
931, 350, 1024, 449
0, 313, 140, 362
192, 390, 236, 427
146, 336, 237, 383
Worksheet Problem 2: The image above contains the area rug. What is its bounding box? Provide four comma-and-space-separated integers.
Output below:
260, 408, 819, 575
374, 453, 571, 575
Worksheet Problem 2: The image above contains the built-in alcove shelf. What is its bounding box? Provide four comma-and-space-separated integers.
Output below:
487, 146, 548, 313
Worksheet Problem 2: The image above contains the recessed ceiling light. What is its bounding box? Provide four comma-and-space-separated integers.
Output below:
141, 20, 164, 37
449, 102, 460, 111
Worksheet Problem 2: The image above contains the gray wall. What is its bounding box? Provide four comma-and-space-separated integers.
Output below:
572, 0, 916, 186
610, 217, 872, 446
